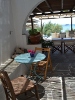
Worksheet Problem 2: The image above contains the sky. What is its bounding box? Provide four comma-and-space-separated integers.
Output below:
37, 17, 75, 25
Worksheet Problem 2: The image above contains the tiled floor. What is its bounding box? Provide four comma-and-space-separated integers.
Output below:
17, 51, 75, 100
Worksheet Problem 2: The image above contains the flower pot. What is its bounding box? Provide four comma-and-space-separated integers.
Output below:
29, 33, 42, 44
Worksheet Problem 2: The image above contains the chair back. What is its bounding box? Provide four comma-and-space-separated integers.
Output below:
35, 47, 50, 63
69, 31, 74, 38
53, 40, 61, 46
60, 32, 66, 38
65, 41, 75, 45
0, 70, 16, 100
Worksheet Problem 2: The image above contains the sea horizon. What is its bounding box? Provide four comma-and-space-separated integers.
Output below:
61, 24, 75, 32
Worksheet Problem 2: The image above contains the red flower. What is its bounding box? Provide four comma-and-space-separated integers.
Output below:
28, 50, 35, 54
28, 50, 32, 53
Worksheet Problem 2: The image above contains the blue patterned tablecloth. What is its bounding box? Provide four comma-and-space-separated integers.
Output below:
14, 53, 46, 64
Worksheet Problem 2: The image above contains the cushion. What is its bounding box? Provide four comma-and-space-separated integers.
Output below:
15, 48, 24, 54
11, 47, 28, 59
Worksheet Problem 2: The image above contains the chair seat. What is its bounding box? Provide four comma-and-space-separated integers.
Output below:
0, 70, 39, 100
11, 77, 34, 95
38, 61, 47, 66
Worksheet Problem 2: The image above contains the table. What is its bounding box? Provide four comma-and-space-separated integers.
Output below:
53, 38, 75, 53
14, 53, 46, 63
14, 53, 46, 82
43, 38, 75, 53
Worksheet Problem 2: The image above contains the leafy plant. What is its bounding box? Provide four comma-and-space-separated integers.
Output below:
43, 22, 62, 34
29, 29, 38, 35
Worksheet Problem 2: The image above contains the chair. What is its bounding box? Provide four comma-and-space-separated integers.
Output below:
64, 40, 75, 53
52, 40, 62, 53
60, 32, 66, 38
31, 47, 52, 80
69, 31, 74, 38
52, 33, 66, 54
0, 70, 39, 100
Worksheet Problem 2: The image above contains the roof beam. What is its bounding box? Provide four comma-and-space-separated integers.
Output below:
30, 10, 75, 17
36, 7, 43, 12
61, 0, 63, 10
45, 0, 53, 12
71, 4, 75, 11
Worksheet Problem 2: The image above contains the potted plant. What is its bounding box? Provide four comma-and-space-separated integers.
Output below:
28, 29, 42, 44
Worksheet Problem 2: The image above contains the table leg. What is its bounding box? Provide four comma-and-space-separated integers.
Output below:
30, 62, 44, 83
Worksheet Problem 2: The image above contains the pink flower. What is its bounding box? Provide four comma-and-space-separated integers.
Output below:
28, 50, 35, 54
31, 50, 35, 54
28, 50, 32, 53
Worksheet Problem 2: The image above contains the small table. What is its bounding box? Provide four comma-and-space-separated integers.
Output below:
14, 53, 46, 82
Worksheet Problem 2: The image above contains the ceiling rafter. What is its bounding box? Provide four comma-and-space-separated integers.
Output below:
45, 0, 53, 12
36, 7, 43, 12
71, 3, 75, 11
31, 0, 75, 18
61, 0, 63, 10
30, 10, 75, 17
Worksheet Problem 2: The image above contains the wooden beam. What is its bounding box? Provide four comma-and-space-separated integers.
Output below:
45, 0, 53, 12
36, 7, 43, 12
30, 16, 34, 30
61, 0, 63, 10
71, 4, 75, 11
71, 17, 72, 31
31, 11, 75, 17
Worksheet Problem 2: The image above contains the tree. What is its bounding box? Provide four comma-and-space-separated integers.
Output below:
43, 22, 62, 35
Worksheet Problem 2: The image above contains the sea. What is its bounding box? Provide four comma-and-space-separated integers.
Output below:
61, 24, 75, 32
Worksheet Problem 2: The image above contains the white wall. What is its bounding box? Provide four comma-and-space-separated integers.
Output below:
11, 0, 44, 48
0, 0, 16, 65
0, 0, 44, 64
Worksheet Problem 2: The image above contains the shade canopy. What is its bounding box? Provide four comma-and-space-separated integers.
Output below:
30, 0, 75, 19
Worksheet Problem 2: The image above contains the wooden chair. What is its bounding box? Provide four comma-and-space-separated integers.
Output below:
31, 47, 52, 80
0, 70, 39, 100
52, 40, 62, 53
64, 40, 75, 53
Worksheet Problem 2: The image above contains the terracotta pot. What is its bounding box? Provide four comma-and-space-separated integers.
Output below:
29, 33, 42, 44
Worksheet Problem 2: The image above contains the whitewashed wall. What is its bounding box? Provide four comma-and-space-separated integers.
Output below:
0, 0, 44, 99
11, 0, 44, 48
0, 0, 16, 65
0, 0, 44, 65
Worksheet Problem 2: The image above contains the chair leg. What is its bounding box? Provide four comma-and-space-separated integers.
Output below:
44, 63, 48, 80
30, 64, 34, 76
49, 57, 53, 71
4, 88, 10, 100
34, 85, 40, 100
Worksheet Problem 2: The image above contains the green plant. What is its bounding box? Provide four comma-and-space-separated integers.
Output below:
29, 29, 38, 35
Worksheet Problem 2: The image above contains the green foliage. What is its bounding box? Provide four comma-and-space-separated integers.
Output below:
29, 29, 38, 35
43, 21, 62, 35
46, 30, 51, 36
42, 40, 53, 48
36, 24, 44, 34
28, 21, 63, 36
36, 27, 41, 32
